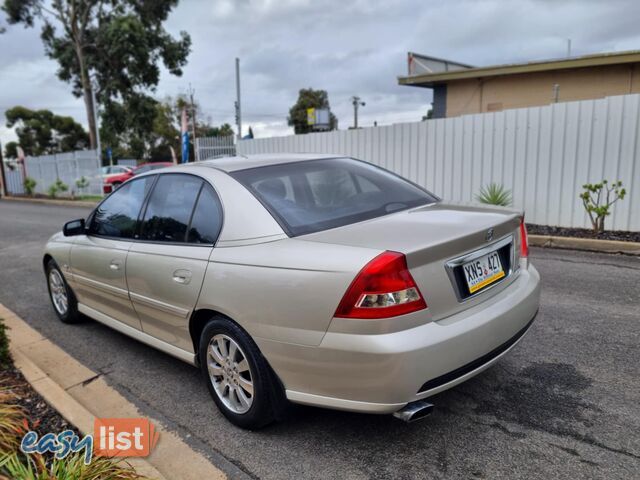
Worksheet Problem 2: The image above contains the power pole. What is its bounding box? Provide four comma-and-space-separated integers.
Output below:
235, 57, 242, 140
188, 83, 198, 161
90, 82, 103, 165
351, 96, 365, 129
566, 38, 572, 58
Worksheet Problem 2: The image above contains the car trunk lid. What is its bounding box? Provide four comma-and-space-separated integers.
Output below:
300, 202, 522, 321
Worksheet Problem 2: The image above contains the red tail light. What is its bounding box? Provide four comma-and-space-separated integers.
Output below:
519, 217, 529, 259
334, 251, 427, 319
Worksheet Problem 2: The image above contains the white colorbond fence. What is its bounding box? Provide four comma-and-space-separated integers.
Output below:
4, 168, 24, 195
238, 94, 640, 231
195, 135, 236, 161
23, 149, 102, 197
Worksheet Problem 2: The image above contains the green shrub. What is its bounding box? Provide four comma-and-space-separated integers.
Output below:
0, 319, 9, 370
580, 180, 626, 232
0, 352, 146, 479
47, 179, 69, 199
0, 452, 144, 480
0, 387, 23, 455
75, 176, 90, 194
476, 183, 512, 207
23, 177, 37, 196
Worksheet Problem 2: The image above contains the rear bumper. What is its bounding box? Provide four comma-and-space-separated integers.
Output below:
258, 265, 541, 414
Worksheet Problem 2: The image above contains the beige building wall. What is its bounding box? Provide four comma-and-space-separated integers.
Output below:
446, 63, 640, 117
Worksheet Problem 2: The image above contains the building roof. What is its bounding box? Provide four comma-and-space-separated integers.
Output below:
399, 50, 640, 87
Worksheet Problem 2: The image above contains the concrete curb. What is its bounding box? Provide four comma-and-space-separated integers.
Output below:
1, 196, 98, 208
529, 234, 640, 255
0, 304, 226, 480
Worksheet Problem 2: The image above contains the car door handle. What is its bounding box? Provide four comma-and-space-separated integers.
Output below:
109, 260, 122, 271
172, 269, 192, 285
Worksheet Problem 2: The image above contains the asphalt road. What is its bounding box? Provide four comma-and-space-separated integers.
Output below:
1, 199, 638, 480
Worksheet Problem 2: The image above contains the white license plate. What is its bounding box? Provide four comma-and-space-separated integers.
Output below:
463, 251, 505, 294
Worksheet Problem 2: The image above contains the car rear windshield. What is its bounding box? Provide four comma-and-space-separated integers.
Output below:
230, 157, 438, 236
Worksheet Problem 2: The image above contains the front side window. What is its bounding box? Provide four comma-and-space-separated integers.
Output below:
231, 157, 437, 236
89, 176, 155, 238
139, 174, 203, 243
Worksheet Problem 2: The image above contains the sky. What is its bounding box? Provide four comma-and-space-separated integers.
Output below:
1, 0, 640, 147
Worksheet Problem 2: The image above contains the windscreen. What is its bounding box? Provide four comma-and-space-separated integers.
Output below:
231, 157, 438, 236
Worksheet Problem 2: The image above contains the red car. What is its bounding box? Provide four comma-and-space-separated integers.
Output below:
103, 162, 174, 193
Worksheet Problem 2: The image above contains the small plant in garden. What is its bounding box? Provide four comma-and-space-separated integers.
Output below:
1, 451, 144, 480
47, 179, 69, 199
476, 183, 512, 206
23, 177, 37, 196
0, 318, 145, 479
580, 180, 626, 232
0, 392, 25, 455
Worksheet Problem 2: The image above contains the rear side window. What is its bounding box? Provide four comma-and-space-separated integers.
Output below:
89, 176, 154, 238
231, 157, 437, 236
187, 184, 223, 244
140, 174, 202, 243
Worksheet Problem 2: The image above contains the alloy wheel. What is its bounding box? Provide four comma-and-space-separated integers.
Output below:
207, 334, 254, 414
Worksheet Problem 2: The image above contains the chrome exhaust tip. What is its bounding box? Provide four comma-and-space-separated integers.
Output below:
393, 400, 434, 423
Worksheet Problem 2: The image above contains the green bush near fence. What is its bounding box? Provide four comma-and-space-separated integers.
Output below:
23, 177, 37, 196
580, 180, 627, 232
476, 183, 512, 207
47, 179, 69, 198
75, 176, 90, 195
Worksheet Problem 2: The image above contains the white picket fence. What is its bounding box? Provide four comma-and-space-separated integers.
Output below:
23, 150, 102, 196
238, 94, 640, 231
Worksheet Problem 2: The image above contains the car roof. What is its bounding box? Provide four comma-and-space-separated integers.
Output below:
195, 153, 340, 172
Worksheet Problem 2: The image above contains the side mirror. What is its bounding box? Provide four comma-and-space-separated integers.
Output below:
63, 218, 85, 237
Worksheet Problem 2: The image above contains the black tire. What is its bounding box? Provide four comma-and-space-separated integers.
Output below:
45, 259, 81, 324
199, 317, 283, 429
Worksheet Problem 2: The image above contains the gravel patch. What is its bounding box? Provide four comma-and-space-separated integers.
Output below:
1, 365, 79, 437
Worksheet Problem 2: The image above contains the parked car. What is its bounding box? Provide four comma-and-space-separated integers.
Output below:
102, 162, 173, 193
100, 165, 132, 177
101, 166, 133, 193
44, 154, 540, 429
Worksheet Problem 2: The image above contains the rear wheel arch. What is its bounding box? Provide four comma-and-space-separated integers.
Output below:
189, 308, 229, 358
189, 309, 287, 390
189, 309, 259, 361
